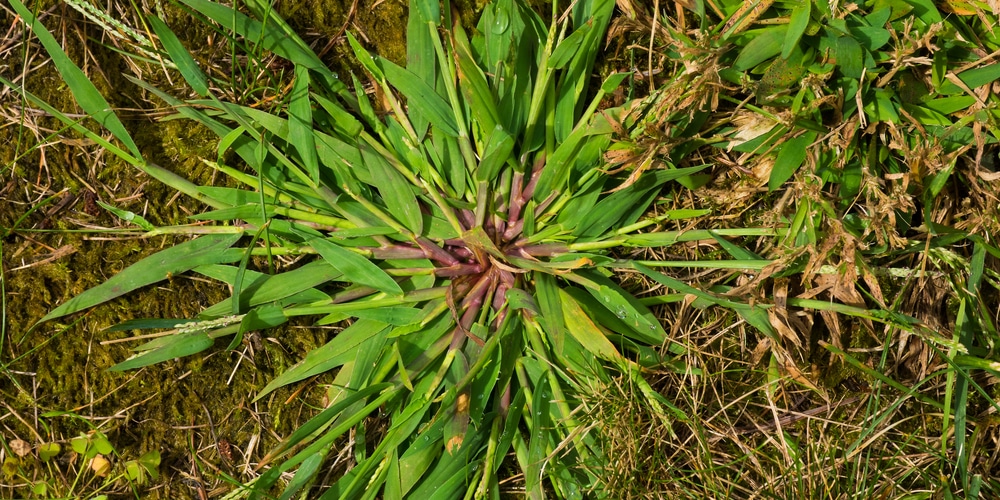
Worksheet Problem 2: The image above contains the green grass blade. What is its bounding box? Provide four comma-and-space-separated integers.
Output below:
559, 288, 624, 362
255, 320, 391, 400
782, 1, 811, 60
768, 132, 816, 190
146, 15, 210, 97
179, 0, 350, 99
360, 147, 424, 234
9, 0, 141, 159
379, 57, 459, 137
198, 260, 344, 318
310, 237, 403, 295
110, 331, 214, 371
40, 234, 243, 323
289, 65, 320, 185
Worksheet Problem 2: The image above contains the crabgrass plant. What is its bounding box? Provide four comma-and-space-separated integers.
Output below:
6, 0, 778, 497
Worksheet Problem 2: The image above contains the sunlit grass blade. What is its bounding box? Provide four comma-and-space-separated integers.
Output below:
8, 0, 141, 159
40, 234, 243, 323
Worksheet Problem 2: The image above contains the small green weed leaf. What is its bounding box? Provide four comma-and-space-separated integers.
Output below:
71, 436, 90, 456
782, 1, 811, 59
768, 132, 816, 191
559, 289, 623, 362
41, 234, 242, 323
289, 65, 320, 185
138, 450, 160, 480
10, 0, 141, 159
38, 443, 60, 462
835, 36, 864, 79
147, 15, 210, 97
310, 237, 403, 295
735, 26, 788, 71
110, 330, 214, 371
96, 201, 154, 230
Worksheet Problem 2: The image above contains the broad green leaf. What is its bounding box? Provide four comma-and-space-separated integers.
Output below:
110, 331, 214, 371
734, 26, 788, 71
278, 452, 324, 500
10, 0, 140, 159
835, 35, 864, 79
782, 1, 811, 59
525, 375, 551, 500
406, 0, 439, 137
575, 270, 670, 348
476, 125, 515, 183
310, 237, 403, 295
346, 31, 385, 80
352, 307, 423, 325
575, 166, 709, 238
41, 234, 242, 322
768, 132, 816, 191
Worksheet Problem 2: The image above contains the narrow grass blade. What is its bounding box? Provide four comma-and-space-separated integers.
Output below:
309, 237, 403, 295
558, 289, 623, 362
147, 15, 210, 97
110, 331, 214, 371
361, 147, 423, 233
40, 234, 243, 323
9, 0, 141, 158
255, 320, 391, 400
179, 0, 349, 98
198, 260, 344, 318
380, 58, 459, 137
289, 65, 320, 184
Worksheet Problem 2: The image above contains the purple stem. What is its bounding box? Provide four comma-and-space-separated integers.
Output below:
370, 245, 426, 259
521, 156, 545, 202
507, 170, 525, 223
435, 263, 485, 277
416, 237, 460, 266
517, 243, 569, 257
457, 209, 476, 231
